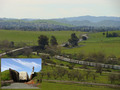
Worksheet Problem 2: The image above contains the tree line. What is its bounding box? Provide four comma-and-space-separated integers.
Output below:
0, 19, 120, 32
105, 31, 120, 37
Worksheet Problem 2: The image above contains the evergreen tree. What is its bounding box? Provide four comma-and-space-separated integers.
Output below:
38, 35, 49, 50
50, 36, 58, 46
106, 31, 109, 37
68, 33, 79, 47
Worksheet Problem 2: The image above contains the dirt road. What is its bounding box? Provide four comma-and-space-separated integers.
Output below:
1, 83, 39, 89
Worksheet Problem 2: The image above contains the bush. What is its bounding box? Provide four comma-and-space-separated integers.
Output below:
1, 70, 11, 81
60, 63, 64, 66
66, 64, 74, 69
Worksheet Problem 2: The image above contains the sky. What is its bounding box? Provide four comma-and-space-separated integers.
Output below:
0, 0, 120, 19
1, 58, 42, 77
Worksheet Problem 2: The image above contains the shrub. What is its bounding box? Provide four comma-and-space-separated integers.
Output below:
1, 70, 11, 81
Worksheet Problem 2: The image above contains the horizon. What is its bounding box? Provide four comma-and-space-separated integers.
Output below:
0, 15, 120, 20
0, 0, 120, 19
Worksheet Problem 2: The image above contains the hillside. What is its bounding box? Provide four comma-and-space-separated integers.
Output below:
1, 70, 11, 81
53, 16, 120, 27
0, 16, 120, 31
57, 16, 120, 22
0, 18, 73, 31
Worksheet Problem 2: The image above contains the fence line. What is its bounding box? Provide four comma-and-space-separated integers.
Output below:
55, 55, 120, 70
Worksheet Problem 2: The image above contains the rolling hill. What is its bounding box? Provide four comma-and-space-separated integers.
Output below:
0, 16, 120, 31
53, 15, 120, 27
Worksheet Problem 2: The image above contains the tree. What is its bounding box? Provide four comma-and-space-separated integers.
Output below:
106, 31, 109, 37
46, 72, 51, 80
108, 74, 117, 84
23, 48, 32, 57
86, 69, 91, 80
92, 73, 97, 80
68, 33, 79, 47
103, 32, 105, 36
53, 71, 58, 80
45, 45, 61, 56
77, 72, 84, 81
38, 35, 49, 50
50, 36, 58, 46
9, 41, 14, 48
96, 64, 102, 75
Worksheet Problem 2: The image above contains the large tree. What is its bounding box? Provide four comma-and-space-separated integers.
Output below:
68, 33, 79, 47
38, 35, 49, 50
50, 36, 58, 46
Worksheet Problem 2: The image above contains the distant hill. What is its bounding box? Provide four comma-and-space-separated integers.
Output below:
0, 18, 74, 31
60, 16, 120, 22
53, 16, 120, 27
0, 16, 120, 31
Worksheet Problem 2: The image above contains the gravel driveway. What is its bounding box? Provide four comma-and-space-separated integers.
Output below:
1, 83, 39, 89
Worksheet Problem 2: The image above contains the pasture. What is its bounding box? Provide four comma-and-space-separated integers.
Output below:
0, 30, 83, 45
62, 31, 120, 57
0, 29, 120, 56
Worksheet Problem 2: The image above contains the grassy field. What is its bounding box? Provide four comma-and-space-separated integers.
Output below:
0, 30, 120, 89
0, 30, 120, 56
62, 31, 120, 57
0, 30, 83, 45
41, 64, 120, 85
0, 81, 119, 90
40, 81, 119, 90
1, 56, 120, 89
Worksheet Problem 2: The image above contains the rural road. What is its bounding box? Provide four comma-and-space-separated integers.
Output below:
0, 46, 31, 57
1, 83, 39, 89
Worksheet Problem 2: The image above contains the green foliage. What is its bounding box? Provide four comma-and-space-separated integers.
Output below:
62, 31, 120, 57
68, 33, 79, 47
1, 70, 11, 81
0, 30, 82, 45
96, 65, 103, 75
108, 73, 120, 84
45, 46, 61, 56
38, 35, 49, 50
23, 48, 32, 57
106, 31, 120, 37
50, 36, 58, 46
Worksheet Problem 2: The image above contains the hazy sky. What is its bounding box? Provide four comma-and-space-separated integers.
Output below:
0, 0, 120, 19
1, 58, 42, 77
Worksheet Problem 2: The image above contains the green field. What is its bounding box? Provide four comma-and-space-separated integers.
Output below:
62, 31, 120, 57
1, 81, 118, 90
0, 30, 83, 45
0, 29, 120, 56
1, 64, 120, 90
41, 81, 119, 90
